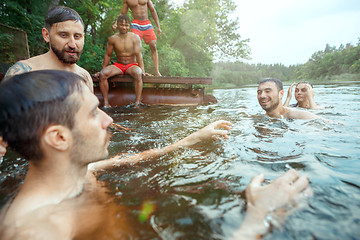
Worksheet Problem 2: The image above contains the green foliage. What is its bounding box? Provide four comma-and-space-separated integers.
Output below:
297, 41, 360, 80
77, 34, 106, 73
156, 0, 249, 76
0, 0, 50, 57
157, 44, 189, 76
0, 32, 16, 64
211, 62, 298, 87
0, 0, 251, 77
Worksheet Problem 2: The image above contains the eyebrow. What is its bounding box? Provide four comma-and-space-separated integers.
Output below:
89, 101, 99, 115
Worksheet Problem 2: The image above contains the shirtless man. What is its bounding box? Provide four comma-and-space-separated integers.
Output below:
284, 81, 323, 110
0, 70, 310, 239
99, 14, 145, 108
114, 0, 162, 76
3, 6, 93, 91
257, 78, 321, 119
0, 6, 93, 158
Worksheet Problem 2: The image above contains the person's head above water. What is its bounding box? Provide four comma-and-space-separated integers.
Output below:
0, 70, 85, 161
45, 6, 84, 30
259, 78, 283, 91
294, 81, 314, 103
257, 78, 284, 113
43, 6, 85, 64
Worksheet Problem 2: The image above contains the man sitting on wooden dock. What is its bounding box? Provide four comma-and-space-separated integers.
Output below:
98, 14, 147, 108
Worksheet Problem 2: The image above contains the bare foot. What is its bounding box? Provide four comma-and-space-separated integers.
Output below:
104, 102, 112, 108
155, 72, 162, 77
143, 72, 153, 77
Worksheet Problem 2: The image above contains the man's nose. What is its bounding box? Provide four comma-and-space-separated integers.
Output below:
101, 110, 113, 129
68, 37, 76, 48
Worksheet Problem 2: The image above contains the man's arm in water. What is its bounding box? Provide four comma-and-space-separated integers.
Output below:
88, 120, 232, 172
286, 107, 322, 120
231, 169, 311, 239
3, 61, 32, 82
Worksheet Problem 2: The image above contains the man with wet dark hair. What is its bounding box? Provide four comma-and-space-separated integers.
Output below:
44, 6, 84, 30
0, 6, 93, 157
98, 14, 146, 108
3, 6, 92, 91
0, 71, 310, 239
257, 78, 321, 119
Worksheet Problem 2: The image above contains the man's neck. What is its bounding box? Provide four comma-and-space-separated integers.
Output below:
46, 51, 77, 71
3, 155, 88, 224
266, 105, 286, 118
297, 100, 310, 109
117, 31, 129, 38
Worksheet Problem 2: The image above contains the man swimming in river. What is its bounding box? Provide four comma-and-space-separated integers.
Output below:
257, 78, 322, 119
0, 70, 310, 239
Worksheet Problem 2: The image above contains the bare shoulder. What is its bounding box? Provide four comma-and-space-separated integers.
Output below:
3, 61, 32, 81
75, 66, 94, 92
129, 32, 141, 42
286, 107, 320, 120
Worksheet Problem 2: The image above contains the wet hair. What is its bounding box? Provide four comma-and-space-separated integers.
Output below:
117, 14, 131, 25
45, 6, 84, 30
296, 81, 313, 88
259, 78, 283, 91
0, 70, 85, 161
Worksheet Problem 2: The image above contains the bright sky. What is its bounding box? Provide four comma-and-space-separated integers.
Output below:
169, 0, 360, 66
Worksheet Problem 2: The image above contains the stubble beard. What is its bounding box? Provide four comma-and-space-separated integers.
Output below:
70, 129, 112, 165
261, 97, 280, 113
51, 43, 82, 64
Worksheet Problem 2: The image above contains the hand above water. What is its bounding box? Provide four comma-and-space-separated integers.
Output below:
232, 169, 312, 239
284, 82, 296, 107
177, 120, 232, 147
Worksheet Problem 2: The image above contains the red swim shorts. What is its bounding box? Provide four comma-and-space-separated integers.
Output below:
131, 19, 157, 44
113, 63, 139, 74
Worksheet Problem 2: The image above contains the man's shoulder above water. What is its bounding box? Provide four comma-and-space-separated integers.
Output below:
3, 55, 44, 81
3, 54, 93, 92
284, 107, 321, 120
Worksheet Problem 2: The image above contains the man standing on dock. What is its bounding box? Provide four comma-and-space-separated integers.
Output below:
257, 78, 321, 119
113, 0, 162, 76
99, 14, 146, 108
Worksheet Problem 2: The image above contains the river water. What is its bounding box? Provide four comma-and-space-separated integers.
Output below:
1, 82, 360, 239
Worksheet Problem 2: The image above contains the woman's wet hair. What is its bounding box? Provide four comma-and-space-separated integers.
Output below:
0, 70, 85, 161
296, 81, 313, 88
259, 78, 283, 91
117, 14, 131, 25
45, 6, 84, 30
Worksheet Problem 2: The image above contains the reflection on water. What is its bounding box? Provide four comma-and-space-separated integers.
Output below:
1, 82, 360, 239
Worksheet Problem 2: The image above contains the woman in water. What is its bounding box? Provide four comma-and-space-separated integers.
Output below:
284, 81, 323, 110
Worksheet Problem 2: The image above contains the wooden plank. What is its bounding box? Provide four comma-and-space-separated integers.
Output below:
104, 75, 212, 85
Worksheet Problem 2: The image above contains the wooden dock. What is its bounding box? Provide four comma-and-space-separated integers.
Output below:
93, 75, 212, 85
92, 75, 217, 107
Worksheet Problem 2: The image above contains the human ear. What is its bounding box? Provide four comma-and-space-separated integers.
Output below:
42, 125, 71, 152
279, 89, 284, 99
42, 28, 50, 43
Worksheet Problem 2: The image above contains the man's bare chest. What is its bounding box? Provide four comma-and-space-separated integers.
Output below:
127, 0, 147, 8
